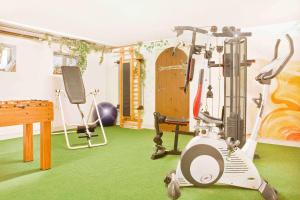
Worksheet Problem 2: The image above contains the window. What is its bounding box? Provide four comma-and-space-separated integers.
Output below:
53, 52, 78, 74
0, 44, 16, 72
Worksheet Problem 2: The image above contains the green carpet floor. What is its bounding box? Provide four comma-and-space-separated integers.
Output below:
0, 126, 299, 200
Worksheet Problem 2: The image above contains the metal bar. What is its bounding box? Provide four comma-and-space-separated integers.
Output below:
0, 20, 113, 51
56, 90, 73, 149
173, 125, 180, 151
91, 93, 107, 145
212, 32, 252, 37
119, 48, 124, 127
174, 26, 208, 35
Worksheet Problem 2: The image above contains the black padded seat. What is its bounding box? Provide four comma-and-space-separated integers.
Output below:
165, 117, 189, 126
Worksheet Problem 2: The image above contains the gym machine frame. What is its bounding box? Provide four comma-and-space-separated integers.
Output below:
56, 66, 107, 150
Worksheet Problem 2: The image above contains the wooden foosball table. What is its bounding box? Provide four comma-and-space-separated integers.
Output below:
0, 100, 53, 170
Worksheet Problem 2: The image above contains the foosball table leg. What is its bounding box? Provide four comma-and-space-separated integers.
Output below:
40, 121, 51, 170
23, 124, 33, 162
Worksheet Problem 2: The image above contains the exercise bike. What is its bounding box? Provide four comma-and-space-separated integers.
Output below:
164, 27, 294, 200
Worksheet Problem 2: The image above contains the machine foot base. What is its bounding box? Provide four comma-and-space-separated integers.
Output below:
165, 171, 181, 200
259, 180, 278, 200
151, 146, 167, 160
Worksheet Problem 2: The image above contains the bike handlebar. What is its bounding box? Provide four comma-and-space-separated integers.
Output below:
256, 34, 294, 82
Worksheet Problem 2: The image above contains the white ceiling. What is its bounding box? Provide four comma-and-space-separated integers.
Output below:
0, 0, 299, 46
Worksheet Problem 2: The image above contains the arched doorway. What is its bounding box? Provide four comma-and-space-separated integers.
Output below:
155, 47, 189, 131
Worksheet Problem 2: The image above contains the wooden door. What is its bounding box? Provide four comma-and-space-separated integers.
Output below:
155, 48, 189, 131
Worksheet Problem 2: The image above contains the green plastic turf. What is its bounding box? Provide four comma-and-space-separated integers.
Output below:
0, 126, 299, 200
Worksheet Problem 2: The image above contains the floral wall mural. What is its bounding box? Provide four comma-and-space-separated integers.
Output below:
251, 60, 300, 141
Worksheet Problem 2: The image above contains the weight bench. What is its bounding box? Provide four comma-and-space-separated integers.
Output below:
151, 112, 195, 160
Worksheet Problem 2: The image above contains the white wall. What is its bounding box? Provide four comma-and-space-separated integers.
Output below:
0, 35, 109, 140
0, 28, 299, 142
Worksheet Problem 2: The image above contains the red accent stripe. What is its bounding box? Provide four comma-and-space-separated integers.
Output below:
193, 84, 202, 119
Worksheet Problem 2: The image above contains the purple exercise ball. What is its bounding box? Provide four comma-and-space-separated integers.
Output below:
93, 102, 118, 126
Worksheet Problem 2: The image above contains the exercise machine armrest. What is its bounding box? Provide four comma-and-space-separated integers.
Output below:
165, 117, 189, 126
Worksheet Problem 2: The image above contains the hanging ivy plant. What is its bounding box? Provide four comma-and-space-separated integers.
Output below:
98, 47, 105, 65
71, 40, 91, 72
134, 42, 146, 85
44, 34, 53, 46
131, 39, 169, 84
56, 38, 90, 72
143, 39, 169, 53
89, 43, 106, 64
45, 35, 107, 72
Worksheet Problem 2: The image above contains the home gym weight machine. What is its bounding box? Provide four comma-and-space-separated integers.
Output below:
163, 26, 294, 200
